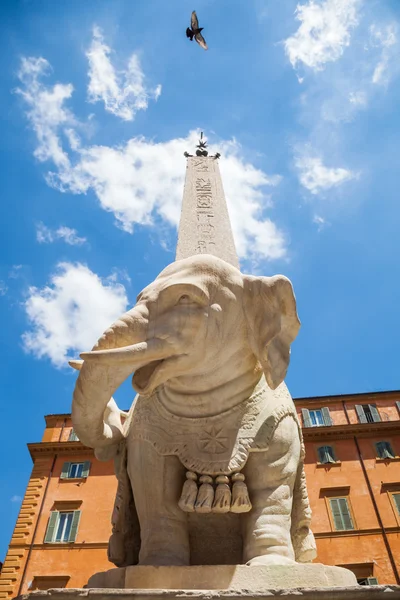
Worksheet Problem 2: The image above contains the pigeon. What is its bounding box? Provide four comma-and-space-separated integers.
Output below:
186, 11, 208, 50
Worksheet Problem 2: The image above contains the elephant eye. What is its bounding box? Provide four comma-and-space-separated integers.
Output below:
177, 294, 192, 304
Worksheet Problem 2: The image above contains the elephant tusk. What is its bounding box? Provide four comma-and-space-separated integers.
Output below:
69, 359, 84, 371
80, 339, 170, 366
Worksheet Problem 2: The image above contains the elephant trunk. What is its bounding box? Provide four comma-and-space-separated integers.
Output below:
71, 306, 148, 449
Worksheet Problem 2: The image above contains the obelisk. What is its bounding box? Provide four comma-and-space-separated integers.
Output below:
176, 134, 239, 269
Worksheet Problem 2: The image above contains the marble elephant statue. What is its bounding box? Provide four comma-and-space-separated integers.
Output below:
71, 254, 317, 568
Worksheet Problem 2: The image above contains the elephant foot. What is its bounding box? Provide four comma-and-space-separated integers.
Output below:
140, 555, 189, 567
246, 554, 296, 566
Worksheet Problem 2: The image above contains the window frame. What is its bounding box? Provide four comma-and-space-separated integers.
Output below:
309, 409, 324, 427
375, 440, 396, 460
321, 489, 356, 532
392, 492, 400, 516
317, 444, 339, 465
44, 509, 81, 544
30, 576, 70, 591
60, 461, 90, 480
355, 403, 381, 424
328, 496, 355, 531
388, 491, 400, 526
54, 512, 74, 543
68, 429, 79, 442
69, 463, 84, 478
301, 406, 333, 428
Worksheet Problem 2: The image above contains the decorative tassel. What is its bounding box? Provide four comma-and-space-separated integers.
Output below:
212, 475, 231, 513
230, 473, 252, 513
194, 475, 214, 513
178, 471, 198, 513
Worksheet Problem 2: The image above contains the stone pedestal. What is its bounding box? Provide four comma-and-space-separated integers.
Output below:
87, 564, 358, 591
20, 585, 400, 600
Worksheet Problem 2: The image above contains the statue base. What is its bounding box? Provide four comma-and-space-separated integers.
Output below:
87, 564, 358, 590
21, 584, 400, 600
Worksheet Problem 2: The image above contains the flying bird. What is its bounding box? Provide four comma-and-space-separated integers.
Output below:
186, 11, 208, 51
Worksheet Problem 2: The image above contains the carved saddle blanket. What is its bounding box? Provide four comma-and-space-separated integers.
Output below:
125, 379, 303, 475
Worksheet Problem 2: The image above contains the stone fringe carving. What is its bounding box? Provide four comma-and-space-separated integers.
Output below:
212, 475, 231, 513
178, 471, 198, 512
179, 472, 251, 514
230, 473, 252, 513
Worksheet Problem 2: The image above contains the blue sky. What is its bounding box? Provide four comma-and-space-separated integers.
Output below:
1, 0, 400, 558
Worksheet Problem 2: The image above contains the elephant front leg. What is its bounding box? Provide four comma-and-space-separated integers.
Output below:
242, 416, 301, 565
127, 439, 190, 566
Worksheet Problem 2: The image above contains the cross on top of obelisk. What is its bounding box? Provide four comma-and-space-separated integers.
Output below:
176, 132, 238, 269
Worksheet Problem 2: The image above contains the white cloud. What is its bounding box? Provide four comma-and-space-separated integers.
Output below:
15, 57, 75, 168
17, 57, 287, 261
370, 24, 398, 86
11, 495, 22, 503
296, 154, 358, 194
86, 26, 161, 121
284, 0, 360, 72
0, 281, 8, 296
22, 262, 129, 367
9, 265, 23, 279
348, 90, 367, 106
36, 222, 86, 245
313, 214, 329, 230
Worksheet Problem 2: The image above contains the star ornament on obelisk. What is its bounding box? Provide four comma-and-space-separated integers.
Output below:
176, 132, 239, 269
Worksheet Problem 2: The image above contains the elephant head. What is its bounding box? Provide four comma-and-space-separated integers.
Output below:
71, 254, 300, 450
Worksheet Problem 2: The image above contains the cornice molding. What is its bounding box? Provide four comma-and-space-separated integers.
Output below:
28, 421, 400, 459
9, 542, 108, 550
303, 420, 400, 441
315, 525, 400, 538
28, 441, 94, 459
294, 390, 400, 405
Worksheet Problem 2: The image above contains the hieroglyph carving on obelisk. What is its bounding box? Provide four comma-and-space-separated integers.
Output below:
176, 155, 239, 269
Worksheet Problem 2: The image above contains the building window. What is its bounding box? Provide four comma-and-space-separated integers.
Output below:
393, 493, 400, 515
329, 497, 354, 531
60, 461, 90, 480
44, 510, 81, 543
301, 407, 332, 427
375, 441, 395, 459
31, 576, 70, 590
68, 429, 79, 441
318, 445, 337, 464
337, 563, 376, 585
355, 404, 381, 423
358, 578, 379, 586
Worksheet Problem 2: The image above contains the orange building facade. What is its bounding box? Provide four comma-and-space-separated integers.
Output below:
1, 390, 400, 597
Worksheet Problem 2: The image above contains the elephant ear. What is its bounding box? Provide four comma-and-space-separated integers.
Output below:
243, 274, 300, 390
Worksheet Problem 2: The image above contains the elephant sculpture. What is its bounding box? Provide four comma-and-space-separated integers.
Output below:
71, 254, 316, 568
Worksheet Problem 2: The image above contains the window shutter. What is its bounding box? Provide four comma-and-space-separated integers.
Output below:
44, 511, 59, 543
317, 447, 325, 463
301, 409, 312, 428
326, 445, 336, 462
355, 405, 367, 423
69, 429, 79, 441
369, 404, 381, 422
393, 494, 400, 515
338, 497, 354, 530
82, 461, 91, 478
383, 442, 395, 459
321, 407, 333, 426
68, 510, 81, 542
376, 442, 385, 458
60, 463, 70, 480
396, 401, 400, 415
367, 578, 378, 586
329, 498, 343, 530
